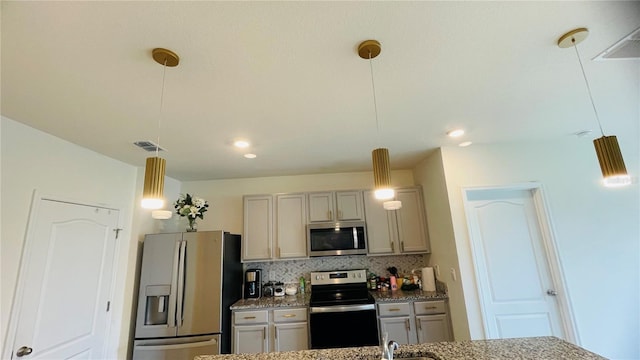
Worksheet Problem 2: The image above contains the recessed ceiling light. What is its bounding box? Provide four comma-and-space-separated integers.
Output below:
244, 153, 257, 159
447, 129, 465, 137
234, 140, 250, 148
458, 141, 473, 147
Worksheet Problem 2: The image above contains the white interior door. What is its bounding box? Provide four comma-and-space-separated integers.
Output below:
464, 187, 566, 339
7, 198, 119, 359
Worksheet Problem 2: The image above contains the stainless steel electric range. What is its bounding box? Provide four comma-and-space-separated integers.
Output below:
308, 269, 379, 349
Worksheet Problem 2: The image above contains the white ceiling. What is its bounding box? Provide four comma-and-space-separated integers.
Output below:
2, 1, 639, 181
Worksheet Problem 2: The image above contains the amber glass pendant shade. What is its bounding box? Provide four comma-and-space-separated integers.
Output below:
141, 156, 166, 209
372, 148, 394, 200
593, 135, 631, 187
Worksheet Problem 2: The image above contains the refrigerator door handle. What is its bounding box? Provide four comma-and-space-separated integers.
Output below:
167, 240, 181, 328
134, 338, 217, 351
176, 240, 187, 327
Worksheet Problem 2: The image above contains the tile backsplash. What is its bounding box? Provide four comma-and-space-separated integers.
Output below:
246, 254, 428, 284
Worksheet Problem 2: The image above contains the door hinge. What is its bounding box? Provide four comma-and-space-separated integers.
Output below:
113, 228, 123, 239
106, 301, 111, 312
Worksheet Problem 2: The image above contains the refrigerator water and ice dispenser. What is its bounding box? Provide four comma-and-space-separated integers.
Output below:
143, 285, 170, 325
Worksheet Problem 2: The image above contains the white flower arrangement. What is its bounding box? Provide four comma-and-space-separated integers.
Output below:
174, 194, 209, 226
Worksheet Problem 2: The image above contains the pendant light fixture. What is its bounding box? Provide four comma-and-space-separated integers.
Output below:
141, 48, 180, 209
359, 40, 396, 202
558, 28, 631, 187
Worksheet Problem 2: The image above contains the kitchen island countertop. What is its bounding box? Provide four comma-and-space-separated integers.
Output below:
195, 336, 606, 360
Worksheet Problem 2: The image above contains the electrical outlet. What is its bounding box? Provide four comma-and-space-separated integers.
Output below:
450, 268, 457, 282
434, 264, 440, 277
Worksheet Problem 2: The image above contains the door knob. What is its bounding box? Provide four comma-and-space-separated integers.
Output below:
16, 346, 33, 357
546, 289, 558, 296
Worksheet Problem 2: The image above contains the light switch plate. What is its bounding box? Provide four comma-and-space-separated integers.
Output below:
450, 268, 457, 282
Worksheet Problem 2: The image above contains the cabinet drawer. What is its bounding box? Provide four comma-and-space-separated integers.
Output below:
273, 308, 307, 323
378, 302, 411, 317
234, 310, 268, 324
413, 300, 446, 315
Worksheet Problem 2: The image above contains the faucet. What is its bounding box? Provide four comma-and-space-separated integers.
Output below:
382, 340, 399, 360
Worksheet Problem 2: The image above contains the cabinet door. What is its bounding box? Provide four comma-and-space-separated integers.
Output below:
276, 194, 308, 258
379, 316, 416, 345
243, 195, 273, 261
415, 314, 451, 343
232, 324, 268, 354
307, 192, 334, 222
273, 322, 309, 352
335, 191, 364, 221
363, 190, 397, 254
396, 188, 430, 253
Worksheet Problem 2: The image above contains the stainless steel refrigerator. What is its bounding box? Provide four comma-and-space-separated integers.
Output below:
132, 231, 242, 359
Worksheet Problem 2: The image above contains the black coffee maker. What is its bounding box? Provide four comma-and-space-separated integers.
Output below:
244, 269, 262, 299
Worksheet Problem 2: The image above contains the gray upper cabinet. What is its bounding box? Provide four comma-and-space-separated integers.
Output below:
242, 195, 273, 261
243, 194, 308, 262
275, 193, 308, 259
363, 189, 397, 254
364, 186, 430, 255
244, 187, 428, 259
395, 187, 430, 253
307, 191, 364, 222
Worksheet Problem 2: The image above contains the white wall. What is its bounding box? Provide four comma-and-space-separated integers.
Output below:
178, 170, 415, 234
436, 139, 639, 359
413, 149, 471, 341
0, 117, 142, 359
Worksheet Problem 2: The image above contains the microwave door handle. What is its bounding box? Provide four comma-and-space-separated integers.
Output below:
353, 227, 358, 249
168, 241, 181, 328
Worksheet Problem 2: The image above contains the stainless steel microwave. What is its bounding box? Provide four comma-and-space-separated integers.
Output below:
307, 221, 368, 257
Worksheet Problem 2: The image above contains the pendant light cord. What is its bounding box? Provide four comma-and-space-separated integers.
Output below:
368, 51, 381, 145
572, 39, 605, 136
156, 58, 168, 157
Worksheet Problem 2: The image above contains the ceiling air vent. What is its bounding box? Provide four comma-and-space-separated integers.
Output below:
594, 27, 640, 60
134, 140, 166, 152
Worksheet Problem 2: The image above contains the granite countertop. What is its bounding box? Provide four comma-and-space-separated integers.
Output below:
195, 336, 606, 360
371, 289, 447, 302
230, 293, 310, 310
230, 290, 447, 310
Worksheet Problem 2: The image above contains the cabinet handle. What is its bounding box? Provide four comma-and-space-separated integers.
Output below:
267, 247, 271, 257
405, 318, 410, 331
388, 308, 401, 312
425, 306, 437, 310
282, 314, 296, 318
338, 210, 343, 219
401, 241, 405, 252
243, 316, 257, 319
417, 319, 422, 331
277, 247, 281, 258
329, 210, 332, 220
391, 242, 395, 252
263, 328, 266, 340
274, 328, 277, 339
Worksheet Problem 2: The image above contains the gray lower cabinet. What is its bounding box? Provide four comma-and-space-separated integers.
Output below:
413, 300, 452, 343
232, 308, 308, 354
232, 310, 269, 354
378, 300, 451, 345
416, 313, 451, 343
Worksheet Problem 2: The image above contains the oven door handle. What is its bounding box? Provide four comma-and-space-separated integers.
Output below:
310, 304, 375, 313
